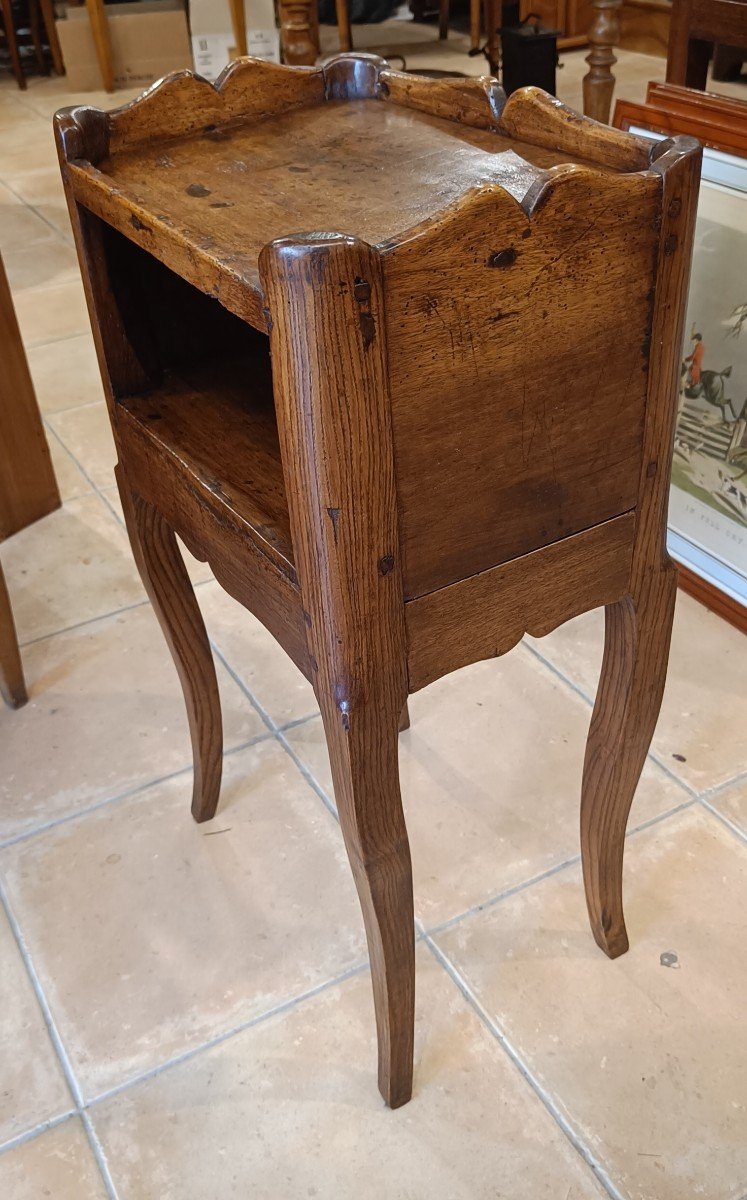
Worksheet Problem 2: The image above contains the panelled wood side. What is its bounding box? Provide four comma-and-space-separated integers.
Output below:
384, 168, 661, 600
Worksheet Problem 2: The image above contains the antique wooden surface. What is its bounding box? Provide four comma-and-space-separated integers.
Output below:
56, 54, 700, 1108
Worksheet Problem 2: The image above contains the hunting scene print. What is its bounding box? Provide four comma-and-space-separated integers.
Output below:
668, 177, 747, 588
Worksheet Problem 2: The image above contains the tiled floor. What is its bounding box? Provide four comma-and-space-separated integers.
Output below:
1, 24, 746, 1200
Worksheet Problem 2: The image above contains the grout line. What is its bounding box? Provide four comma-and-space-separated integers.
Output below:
17, 596, 150, 649
22, 328, 92, 351
0, 733, 273, 852
276, 710, 321, 734
697, 796, 747, 846
699, 767, 747, 801
520, 640, 700, 799
1, 177, 73, 244
204, 641, 339, 824
424, 795, 696, 939
79, 1110, 120, 1200
423, 934, 627, 1200
83, 958, 370, 1110
0, 1109, 77, 1157
275, 727, 339, 823
0, 881, 86, 1106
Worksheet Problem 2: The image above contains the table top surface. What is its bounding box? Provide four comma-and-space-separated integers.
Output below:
56, 56, 658, 330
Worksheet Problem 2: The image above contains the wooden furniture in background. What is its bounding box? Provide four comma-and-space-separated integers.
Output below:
0, 253, 61, 707
583, 0, 623, 121
614, 78, 747, 151
0, 0, 63, 88
667, 0, 747, 87
56, 55, 700, 1106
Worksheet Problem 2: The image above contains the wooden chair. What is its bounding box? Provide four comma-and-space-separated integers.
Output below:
666, 0, 747, 88
55, 54, 700, 1107
0, 253, 61, 707
0, 0, 63, 89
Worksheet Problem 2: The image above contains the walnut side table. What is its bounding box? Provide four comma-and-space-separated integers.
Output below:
55, 55, 700, 1109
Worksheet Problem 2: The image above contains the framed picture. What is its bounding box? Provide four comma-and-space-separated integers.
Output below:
614, 83, 747, 632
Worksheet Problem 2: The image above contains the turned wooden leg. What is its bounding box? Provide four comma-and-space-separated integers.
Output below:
116, 465, 223, 823
277, 0, 320, 65
581, 564, 677, 958
335, 0, 353, 52
582, 0, 622, 124
0, 561, 27, 709
469, 0, 481, 52
321, 694, 415, 1109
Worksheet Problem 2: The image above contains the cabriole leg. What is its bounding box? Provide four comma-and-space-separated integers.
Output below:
321, 693, 415, 1109
581, 565, 677, 957
116, 464, 223, 823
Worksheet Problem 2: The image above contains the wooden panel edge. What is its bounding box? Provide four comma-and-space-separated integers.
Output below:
405, 514, 636, 692
674, 562, 747, 634
66, 164, 267, 333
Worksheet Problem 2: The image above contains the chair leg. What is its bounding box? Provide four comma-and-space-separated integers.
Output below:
0, 561, 27, 709
469, 0, 481, 52
581, 564, 677, 958
116, 465, 223, 823
321, 693, 415, 1109
334, 0, 353, 52
39, 0, 64, 74
438, 0, 449, 39
0, 0, 26, 89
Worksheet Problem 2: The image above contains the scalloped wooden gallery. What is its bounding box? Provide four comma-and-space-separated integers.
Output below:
55, 54, 701, 1109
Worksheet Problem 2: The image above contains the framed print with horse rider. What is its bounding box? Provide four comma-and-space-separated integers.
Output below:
614, 84, 747, 632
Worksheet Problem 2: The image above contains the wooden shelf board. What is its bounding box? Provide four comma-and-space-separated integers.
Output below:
117, 354, 295, 580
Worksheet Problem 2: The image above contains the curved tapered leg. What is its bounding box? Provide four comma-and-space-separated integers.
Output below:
581, 564, 677, 958
116, 465, 223, 823
0, 561, 27, 709
321, 696, 414, 1109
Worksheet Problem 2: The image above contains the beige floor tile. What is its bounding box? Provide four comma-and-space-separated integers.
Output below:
198, 581, 318, 726
2, 167, 71, 239
27, 332, 104, 414
0, 1119, 107, 1198
0, 119, 58, 176
708, 779, 747, 838
0, 493, 144, 642
47, 401, 117, 491
0, 602, 263, 841
527, 592, 747, 792
287, 645, 689, 927
436, 806, 747, 1200
1, 740, 367, 1098
3, 236, 81, 292
91, 945, 607, 1200
13, 279, 90, 347
46, 431, 92, 502
99, 486, 214, 587
0, 908, 72, 1143
0, 180, 58, 248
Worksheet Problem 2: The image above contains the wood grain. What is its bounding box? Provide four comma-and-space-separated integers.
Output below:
406, 514, 635, 691
0, 254, 60, 540
581, 135, 702, 957
117, 464, 224, 823
260, 235, 414, 1109
384, 166, 659, 598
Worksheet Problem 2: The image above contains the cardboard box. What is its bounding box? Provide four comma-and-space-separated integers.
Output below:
189, 0, 279, 82
56, 1, 192, 93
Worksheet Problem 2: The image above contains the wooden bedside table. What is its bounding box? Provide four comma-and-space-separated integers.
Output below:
55, 54, 700, 1108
